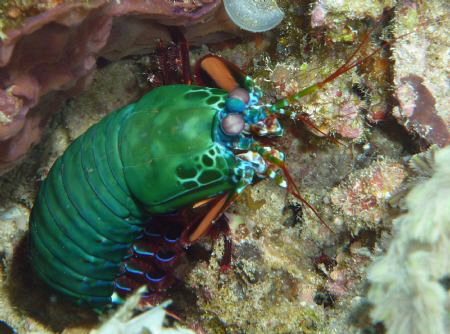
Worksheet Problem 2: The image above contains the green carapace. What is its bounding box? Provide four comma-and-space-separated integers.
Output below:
29, 56, 290, 308
29, 50, 341, 308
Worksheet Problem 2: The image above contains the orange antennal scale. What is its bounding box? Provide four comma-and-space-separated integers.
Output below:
188, 193, 230, 242
165, 309, 183, 322
199, 56, 238, 92
192, 197, 216, 209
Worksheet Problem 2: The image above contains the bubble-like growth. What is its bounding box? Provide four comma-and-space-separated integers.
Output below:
224, 0, 284, 33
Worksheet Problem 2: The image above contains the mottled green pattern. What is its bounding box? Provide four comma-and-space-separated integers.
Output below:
29, 84, 236, 306
121, 85, 236, 213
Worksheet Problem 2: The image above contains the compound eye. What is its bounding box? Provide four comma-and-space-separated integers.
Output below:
222, 113, 245, 136
229, 88, 250, 104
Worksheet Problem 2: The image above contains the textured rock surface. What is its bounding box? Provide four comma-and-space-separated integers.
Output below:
0, 0, 448, 333
391, 1, 449, 147
368, 146, 450, 334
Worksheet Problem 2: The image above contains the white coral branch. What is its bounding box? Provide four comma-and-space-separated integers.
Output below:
91, 287, 194, 334
367, 146, 450, 334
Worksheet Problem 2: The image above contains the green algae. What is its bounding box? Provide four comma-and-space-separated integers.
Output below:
0, 0, 92, 38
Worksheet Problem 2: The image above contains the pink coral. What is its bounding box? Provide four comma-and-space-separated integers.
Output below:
331, 160, 406, 224
0, 0, 239, 173
395, 75, 450, 147
310, 2, 327, 28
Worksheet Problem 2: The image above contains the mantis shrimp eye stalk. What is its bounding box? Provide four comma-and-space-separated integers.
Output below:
229, 88, 250, 104
222, 114, 245, 136
197, 54, 335, 232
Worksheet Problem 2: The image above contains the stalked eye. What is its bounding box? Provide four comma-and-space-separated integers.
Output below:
222, 113, 245, 136
229, 88, 250, 104
225, 98, 245, 113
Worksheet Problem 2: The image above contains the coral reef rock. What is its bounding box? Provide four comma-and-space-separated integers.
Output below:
0, 0, 239, 173
391, 1, 450, 147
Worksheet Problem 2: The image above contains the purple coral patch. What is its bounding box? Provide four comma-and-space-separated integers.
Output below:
0, 0, 232, 173
397, 74, 450, 147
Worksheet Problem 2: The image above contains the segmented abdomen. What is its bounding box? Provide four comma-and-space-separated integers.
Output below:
30, 104, 147, 306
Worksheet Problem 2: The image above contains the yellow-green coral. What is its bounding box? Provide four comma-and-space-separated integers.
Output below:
0, 0, 92, 37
